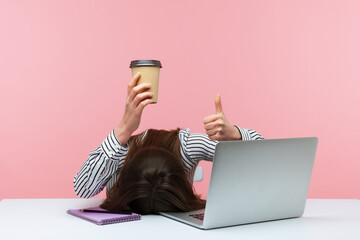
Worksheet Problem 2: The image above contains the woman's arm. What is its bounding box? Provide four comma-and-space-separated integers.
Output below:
74, 72, 154, 198
180, 127, 263, 165
180, 94, 264, 164
179, 129, 218, 167
73, 130, 129, 198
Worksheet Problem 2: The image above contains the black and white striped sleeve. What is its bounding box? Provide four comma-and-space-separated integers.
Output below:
73, 129, 130, 198
235, 126, 264, 140
179, 127, 264, 164
179, 129, 218, 166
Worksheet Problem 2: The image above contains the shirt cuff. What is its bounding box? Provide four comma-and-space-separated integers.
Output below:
234, 126, 252, 141
101, 129, 130, 159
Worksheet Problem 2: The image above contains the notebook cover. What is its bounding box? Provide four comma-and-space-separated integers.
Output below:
67, 207, 141, 225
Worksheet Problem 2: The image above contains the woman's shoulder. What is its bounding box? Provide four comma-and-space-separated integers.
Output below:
178, 128, 190, 134
178, 128, 191, 139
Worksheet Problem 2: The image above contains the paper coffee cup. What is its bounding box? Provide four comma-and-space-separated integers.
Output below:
130, 60, 162, 103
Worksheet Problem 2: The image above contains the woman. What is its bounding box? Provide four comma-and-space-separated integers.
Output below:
73, 72, 264, 214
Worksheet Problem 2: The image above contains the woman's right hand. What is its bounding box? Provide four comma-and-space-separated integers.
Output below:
115, 72, 153, 145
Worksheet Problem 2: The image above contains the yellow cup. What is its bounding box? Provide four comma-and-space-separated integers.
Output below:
130, 60, 162, 103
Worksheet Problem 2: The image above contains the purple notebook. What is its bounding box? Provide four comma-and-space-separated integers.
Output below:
67, 207, 141, 225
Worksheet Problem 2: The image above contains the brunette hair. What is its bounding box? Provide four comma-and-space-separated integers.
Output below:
100, 129, 206, 214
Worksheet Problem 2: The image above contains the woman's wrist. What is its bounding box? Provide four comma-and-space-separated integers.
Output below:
114, 125, 132, 146
233, 125, 242, 140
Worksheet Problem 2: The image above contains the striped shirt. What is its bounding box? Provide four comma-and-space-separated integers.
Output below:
73, 126, 264, 198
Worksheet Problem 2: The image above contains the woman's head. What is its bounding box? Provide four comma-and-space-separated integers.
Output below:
101, 129, 205, 214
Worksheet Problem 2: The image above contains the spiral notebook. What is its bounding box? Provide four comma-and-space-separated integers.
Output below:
67, 207, 141, 225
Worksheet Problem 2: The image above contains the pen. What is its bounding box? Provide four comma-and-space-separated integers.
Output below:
80, 209, 133, 215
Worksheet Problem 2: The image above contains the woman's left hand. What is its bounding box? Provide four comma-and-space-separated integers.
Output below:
203, 94, 242, 141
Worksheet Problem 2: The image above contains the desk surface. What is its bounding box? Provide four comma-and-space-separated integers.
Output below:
0, 199, 359, 240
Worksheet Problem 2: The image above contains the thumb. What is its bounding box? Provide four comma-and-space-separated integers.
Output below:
215, 94, 223, 114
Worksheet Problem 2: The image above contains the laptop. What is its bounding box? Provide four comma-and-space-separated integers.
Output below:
160, 137, 318, 229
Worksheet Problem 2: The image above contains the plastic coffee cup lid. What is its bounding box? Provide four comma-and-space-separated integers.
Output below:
130, 60, 162, 68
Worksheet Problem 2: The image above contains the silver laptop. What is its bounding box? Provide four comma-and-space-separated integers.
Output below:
160, 137, 318, 229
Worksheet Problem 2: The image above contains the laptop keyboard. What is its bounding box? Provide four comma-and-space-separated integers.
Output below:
189, 213, 204, 221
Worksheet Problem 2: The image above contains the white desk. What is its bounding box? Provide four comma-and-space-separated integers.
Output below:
0, 199, 359, 240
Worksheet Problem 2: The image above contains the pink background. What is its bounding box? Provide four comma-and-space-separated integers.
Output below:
0, 0, 359, 200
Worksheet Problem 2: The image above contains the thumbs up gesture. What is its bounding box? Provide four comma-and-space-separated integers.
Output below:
203, 94, 242, 141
